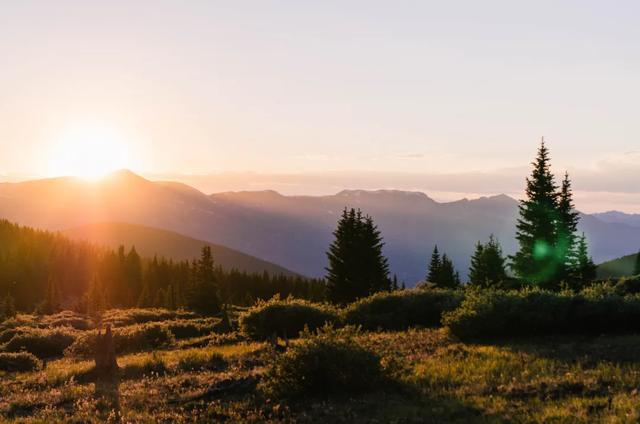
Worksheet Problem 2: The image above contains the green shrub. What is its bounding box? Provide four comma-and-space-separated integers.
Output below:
3, 327, 77, 358
444, 289, 640, 341
177, 351, 226, 372
42, 311, 92, 331
343, 288, 463, 331
262, 326, 385, 399
0, 352, 41, 372
121, 353, 168, 379
165, 318, 219, 339
101, 308, 196, 327
65, 323, 174, 357
239, 297, 339, 340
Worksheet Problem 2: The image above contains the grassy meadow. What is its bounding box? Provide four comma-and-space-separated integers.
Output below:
2, 292, 640, 423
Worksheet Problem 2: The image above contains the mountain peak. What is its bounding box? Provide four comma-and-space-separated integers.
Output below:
336, 189, 434, 201
103, 169, 149, 184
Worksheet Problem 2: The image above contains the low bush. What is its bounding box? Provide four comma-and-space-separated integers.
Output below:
3, 327, 77, 358
0, 352, 41, 372
177, 351, 227, 372
262, 326, 386, 399
165, 318, 220, 340
42, 311, 92, 331
65, 323, 174, 357
239, 297, 339, 340
121, 353, 168, 379
343, 288, 463, 331
101, 308, 196, 327
444, 288, 640, 341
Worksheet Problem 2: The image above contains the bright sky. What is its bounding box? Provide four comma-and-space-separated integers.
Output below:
1, 1, 639, 211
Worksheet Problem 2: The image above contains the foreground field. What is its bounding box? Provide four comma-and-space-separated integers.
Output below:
2, 310, 640, 423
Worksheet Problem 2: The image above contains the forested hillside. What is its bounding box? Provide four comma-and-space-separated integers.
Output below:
62, 222, 296, 277
0, 219, 324, 314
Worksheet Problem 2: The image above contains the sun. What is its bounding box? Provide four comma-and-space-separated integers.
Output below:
49, 124, 133, 180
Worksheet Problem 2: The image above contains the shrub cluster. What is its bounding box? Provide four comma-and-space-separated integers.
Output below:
262, 326, 385, 399
444, 288, 640, 341
177, 351, 227, 372
343, 288, 463, 331
239, 297, 339, 340
42, 311, 92, 331
165, 318, 221, 340
101, 308, 197, 327
66, 323, 174, 357
2, 327, 77, 358
0, 352, 41, 372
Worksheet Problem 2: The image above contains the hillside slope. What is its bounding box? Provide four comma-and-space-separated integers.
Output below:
597, 252, 639, 278
62, 222, 297, 277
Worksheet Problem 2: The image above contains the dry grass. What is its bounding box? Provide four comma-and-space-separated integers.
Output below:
3, 309, 640, 422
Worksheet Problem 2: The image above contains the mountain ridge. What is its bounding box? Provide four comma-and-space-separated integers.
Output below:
1, 169, 639, 284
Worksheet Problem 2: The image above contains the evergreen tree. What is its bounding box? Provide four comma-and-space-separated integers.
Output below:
0, 292, 16, 320
426, 245, 441, 283
391, 275, 399, 291
38, 277, 62, 315
326, 208, 390, 304
573, 233, 596, 287
137, 281, 153, 308
469, 236, 507, 288
556, 172, 580, 280
164, 284, 177, 310
362, 215, 391, 293
468, 242, 486, 286
512, 140, 561, 287
187, 246, 221, 314
87, 275, 107, 319
435, 254, 459, 288
634, 251, 640, 276
124, 246, 143, 306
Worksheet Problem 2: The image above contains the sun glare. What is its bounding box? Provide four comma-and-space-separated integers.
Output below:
49, 125, 133, 180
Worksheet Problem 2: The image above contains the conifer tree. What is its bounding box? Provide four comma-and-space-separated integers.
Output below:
0, 292, 16, 320
468, 242, 486, 286
187, 246, 221, 314
426, 245, 441, 283
469, 235, 507, 288
391, 275, 399, 291
326, 208, 390, 304
87, 276, 107, 319
137, 281, 153, 308
436, 254, 459, 288
362, 215, 391, 293
634, 251, 640, 276
512, 140, 561, 287
39, 278, 62, 315
556, 172, 580, 280
573, 233, 596, 287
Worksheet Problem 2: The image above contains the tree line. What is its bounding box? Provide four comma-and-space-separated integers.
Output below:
0, 220, 324, 315
324, 140, 600, 304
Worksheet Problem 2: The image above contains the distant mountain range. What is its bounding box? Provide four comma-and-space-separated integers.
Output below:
1, 169, 639, 284
62, 222, 296, 277
592, 211, 640, 228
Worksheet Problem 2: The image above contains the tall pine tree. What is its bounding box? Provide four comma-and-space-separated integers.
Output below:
437, 254, 459, 288
573, 233, 596, 287
326, 208, 390, 304
556, 172, 580, 281
469, 235, 507, 288
187, 246, 221, 314
512, 140, 562, 288
634, 251, 640, 276
426, 246, 441, 283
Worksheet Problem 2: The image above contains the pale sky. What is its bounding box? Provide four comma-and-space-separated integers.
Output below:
1, 1, 639, 211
